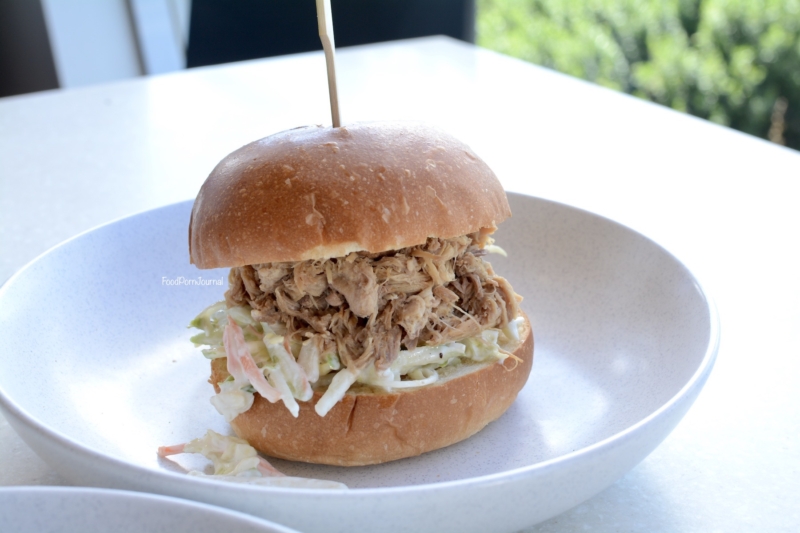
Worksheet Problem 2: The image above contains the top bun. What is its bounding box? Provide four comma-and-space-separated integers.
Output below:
189, 122, 511, 269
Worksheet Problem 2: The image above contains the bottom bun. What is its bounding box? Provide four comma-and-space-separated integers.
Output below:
210, 314, 534, 466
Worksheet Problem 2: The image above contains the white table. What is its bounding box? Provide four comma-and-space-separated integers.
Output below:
1, 36, 799, 532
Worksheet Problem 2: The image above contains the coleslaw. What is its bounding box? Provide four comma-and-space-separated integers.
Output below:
158, 430, 347, 488
191, 303, 523, 419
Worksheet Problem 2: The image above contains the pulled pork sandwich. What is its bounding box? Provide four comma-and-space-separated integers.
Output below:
188, 121, 534, 466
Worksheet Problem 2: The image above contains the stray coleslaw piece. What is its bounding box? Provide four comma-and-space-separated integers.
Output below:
158, 430, 347, 489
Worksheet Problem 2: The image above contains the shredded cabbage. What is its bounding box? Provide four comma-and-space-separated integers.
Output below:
319, 352, 341, 375
484, 244, 508, 257
190, 302, 525, 419
189, 301, 227, 358
315, 367, 359, 417
297, 339, 321, 383
502, 317, 521, 345
265, 363, 300, 417
463, 329, 502, 362
261, 323, 313, 402
210, 379, 255, 422
391, 342, 466, 375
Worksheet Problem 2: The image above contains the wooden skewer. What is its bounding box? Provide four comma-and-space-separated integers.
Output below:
316, 0, 341, 127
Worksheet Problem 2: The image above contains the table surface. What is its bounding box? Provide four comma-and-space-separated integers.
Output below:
1, 36, 799, 532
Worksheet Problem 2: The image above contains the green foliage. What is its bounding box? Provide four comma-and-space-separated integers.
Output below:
477, 0, 800, 149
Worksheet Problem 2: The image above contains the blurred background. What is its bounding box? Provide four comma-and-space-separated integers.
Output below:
1, 0, 797, 150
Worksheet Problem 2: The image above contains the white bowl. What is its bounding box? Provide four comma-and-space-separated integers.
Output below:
0, 486, 300, 533
0, 194, 718, 533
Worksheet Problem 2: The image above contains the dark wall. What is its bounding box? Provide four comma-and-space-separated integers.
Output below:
0, 0, 59, 97
187, 0, 475, 68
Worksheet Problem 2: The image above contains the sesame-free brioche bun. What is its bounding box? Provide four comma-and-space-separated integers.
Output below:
189, 122, 511, 269
210, 314, 533, 466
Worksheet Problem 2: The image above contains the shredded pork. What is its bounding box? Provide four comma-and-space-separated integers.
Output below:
225, 232, 521, 372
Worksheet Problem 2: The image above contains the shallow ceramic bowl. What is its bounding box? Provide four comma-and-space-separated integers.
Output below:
0, 194, 718, 533
0, 486, 299, 533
